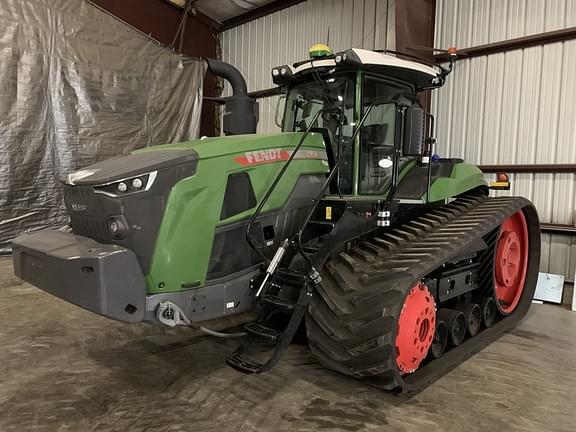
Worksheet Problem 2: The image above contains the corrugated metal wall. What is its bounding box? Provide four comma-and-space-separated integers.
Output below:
220, 0, 396, 134
433, 0, 576, 279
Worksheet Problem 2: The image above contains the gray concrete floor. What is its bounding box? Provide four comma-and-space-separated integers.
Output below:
1, 257, 575, 432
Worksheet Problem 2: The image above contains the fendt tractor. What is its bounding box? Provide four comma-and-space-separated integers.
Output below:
13, 45, 540, 392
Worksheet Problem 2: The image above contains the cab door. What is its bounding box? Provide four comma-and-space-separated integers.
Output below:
355, 75, 415, 197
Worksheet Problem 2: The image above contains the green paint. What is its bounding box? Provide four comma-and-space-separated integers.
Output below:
143, 132, 328, 294
425, 163, 487, 202
309, 49, 332, 58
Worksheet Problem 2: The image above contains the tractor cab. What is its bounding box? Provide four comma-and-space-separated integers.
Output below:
272, 46, 446, 199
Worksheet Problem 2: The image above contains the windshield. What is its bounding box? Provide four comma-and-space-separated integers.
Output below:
283, 75, 354, 134
283, 74, 356, 193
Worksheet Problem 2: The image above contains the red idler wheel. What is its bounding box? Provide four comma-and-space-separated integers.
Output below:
494, 210, 529, 314
396, 282, 436, 374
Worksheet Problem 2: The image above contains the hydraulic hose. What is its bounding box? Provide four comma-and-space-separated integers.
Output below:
199, 326, 247, 338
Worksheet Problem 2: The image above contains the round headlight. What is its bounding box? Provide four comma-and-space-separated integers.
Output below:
280, 67, 287, 75
117, 182, 127, 193
272, 68, 280, 76
132, 178, 143, 189
335, 55, 342, 63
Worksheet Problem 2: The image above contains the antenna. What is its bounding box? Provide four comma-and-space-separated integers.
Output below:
326, 26, 330, 46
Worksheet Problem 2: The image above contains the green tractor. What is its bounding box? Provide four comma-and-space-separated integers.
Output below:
12, 45, 540, 392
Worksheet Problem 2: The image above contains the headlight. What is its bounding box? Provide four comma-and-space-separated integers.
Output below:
93, 171, 157, 197
132, 178, 143, 189
271, 64, 293, 85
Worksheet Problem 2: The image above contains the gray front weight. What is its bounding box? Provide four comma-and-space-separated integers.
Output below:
12, 229, 146, 323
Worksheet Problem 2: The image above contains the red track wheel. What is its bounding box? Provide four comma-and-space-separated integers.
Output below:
396, 282, 436, 374
494, 210, 529, 314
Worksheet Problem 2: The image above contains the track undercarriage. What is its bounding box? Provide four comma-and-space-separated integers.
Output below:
230, 194, 540, 392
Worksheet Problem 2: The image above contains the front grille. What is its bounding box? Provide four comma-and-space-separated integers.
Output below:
61, 153, 197, 275
69, 216, 110, 243
63, 184, 91, 199
64, 185, 111, 244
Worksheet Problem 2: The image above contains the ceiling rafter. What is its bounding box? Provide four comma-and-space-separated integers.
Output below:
161, 0, 222, 30
220, 0, 307, 31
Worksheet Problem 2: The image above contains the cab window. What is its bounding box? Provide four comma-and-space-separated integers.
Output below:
283, 74, 356, 194
359, 76, 410, 194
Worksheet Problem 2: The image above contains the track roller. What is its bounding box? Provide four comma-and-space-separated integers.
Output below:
457, 303, 482, 337
429, 320, 448, 359
438, 309, 466, 347
481, 297, 496, 328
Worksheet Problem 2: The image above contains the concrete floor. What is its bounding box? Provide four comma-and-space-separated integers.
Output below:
1, 257, 575, 432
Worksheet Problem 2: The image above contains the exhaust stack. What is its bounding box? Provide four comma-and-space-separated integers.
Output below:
206, 58, 258, 135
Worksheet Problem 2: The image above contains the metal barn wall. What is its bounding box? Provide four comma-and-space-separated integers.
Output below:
433, 0, 576, 279
220, 0, 396, 134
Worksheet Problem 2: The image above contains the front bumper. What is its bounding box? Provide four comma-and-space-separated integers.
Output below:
12, 230, 146, 323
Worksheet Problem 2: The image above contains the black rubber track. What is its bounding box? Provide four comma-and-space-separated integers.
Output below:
305, 195, 540, 393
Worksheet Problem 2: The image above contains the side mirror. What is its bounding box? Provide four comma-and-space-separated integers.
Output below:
402, 106, 425, 156
275, 95, 286, 128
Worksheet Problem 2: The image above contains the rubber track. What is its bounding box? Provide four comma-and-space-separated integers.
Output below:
305, 195, 540, 392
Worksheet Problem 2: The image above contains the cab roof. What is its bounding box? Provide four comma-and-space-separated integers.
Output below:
272, 48, 444, 91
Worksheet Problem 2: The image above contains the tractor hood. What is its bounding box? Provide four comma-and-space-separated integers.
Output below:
63, 132, 326, 186
63, 149, 198, 186
55, 130, 328, 294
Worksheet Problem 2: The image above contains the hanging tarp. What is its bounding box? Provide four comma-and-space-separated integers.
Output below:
0, 0, 206, 252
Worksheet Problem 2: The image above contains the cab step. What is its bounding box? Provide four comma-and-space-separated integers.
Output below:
262, 294, 296, 310
244, 322, 282, 341
274, 268, 308, 288
226, 353, 264, 374
226, 283, 312, 374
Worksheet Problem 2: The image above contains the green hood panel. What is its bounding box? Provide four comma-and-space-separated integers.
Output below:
135, 132, 326, 159
143, 132, 329, 294
426, 163, 486, 202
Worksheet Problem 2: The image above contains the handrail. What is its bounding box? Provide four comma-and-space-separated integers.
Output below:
245, 108, 327, 263
294, 104, 376, 270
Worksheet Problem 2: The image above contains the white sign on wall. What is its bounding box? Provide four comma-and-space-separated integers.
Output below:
534, 272, 564, 304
